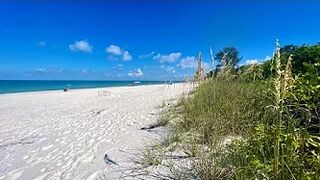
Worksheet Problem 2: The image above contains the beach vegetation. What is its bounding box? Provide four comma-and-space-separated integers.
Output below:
215, 46, 242, 69
139, 41, 320, 179
140, 146, 164, 167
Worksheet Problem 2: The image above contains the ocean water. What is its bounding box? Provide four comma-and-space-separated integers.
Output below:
0, 80, 167, 94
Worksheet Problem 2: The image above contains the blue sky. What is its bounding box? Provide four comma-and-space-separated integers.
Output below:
0, 0, 320, 80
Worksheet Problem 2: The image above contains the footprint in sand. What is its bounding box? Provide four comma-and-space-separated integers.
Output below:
6, 169, 24, 180
30, 148, 40, 153
41, 144, 53, 151
39, 137, 47, 142
87, 139, 95, 146
60, 140, 67, 145
63, 131, 71, 134
33, 173, 48, 180
40, 167, 47, 172
86, 170, 105, 180
82, 155, 95, 163
22, 155, 31, 160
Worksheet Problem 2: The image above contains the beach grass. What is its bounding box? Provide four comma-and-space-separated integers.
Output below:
138, 42, 320, 179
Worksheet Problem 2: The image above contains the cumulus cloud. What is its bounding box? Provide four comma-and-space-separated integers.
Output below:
106, 45, 132, 61
128, 68, 143, 77
153, 52, 182, 63
177, 56, 210, 72
265, 56, 271, 60
243, 56, 271, 66
69, 40, 93, 53
177, 56, 197, 69
106, 45, 122, 55
123, 51, 132, 61
160, 65, 176, 74
245, 59, 260, 65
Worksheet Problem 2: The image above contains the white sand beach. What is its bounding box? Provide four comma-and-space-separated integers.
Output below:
0, 84, 192, 180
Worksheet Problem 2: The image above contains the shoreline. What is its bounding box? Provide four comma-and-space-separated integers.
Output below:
0, 82, 183, 96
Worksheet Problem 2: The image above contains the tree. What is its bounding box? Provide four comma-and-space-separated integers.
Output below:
215, 47, 241, 68
290, 45, 320, 74
279, 44, 320, 75
258, 44, 320, 79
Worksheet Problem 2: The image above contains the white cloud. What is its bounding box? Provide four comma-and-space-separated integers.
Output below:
128, 68, 143, 77
36, 67, 64, 73
80, 68, 91, 74
139, 52, 156, 59
153, 52, 182, 63
36, 68, 47, 73
265, 56, 271, 60
245, 59, 260, 65
160, 65, 175, 74
113, 64, 123, 70
69, 40, 93, 53
177, 56, 197, 69
177, 56, 210, 72
106, 45, 132, 61
123, 51, 132, 61
106, 45, 122, 55
203, 63, 210, 72
243, 56, 271, 66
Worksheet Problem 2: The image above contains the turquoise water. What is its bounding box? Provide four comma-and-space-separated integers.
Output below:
0, 80, 168, 94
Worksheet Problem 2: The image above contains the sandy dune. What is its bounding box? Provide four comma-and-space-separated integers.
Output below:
0, 84, 192, 180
